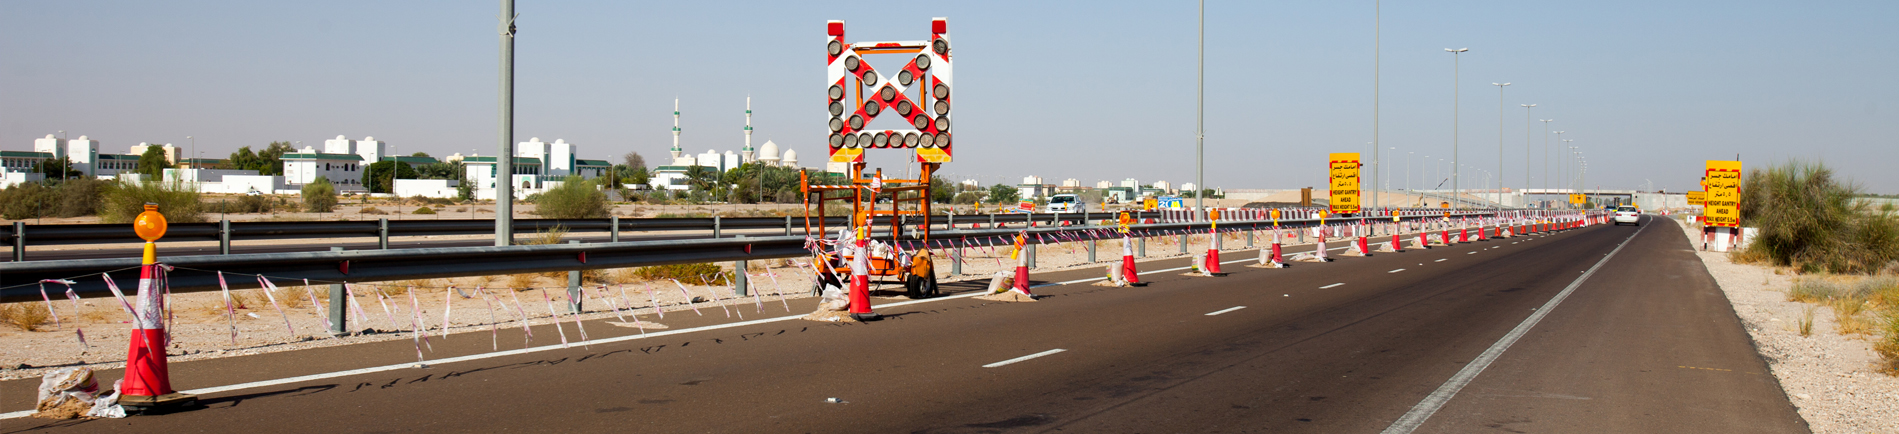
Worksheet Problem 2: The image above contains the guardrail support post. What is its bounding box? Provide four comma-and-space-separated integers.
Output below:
1138, 236, 1146, 257
1026, 243, 1037, 269
13, 221, 23, 262
951, 240, 962, 275
219, 219, 231, 255
378, 218, 389, 250
1179, 233, 1188, 255
568, 240, 582, 313
713, 216, 722, 239
734, 235, 749, 297
1087, 234, 1097, 262
784, 215, 793, 236
329, 246, 347, 335
610, 216, 620, 243
1246, 228, 1254, 248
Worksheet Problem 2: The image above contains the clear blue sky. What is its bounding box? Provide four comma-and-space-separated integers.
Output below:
3, 0, 1894, 193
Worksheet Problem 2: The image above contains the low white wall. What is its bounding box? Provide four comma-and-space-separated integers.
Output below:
394, 179, 460, 199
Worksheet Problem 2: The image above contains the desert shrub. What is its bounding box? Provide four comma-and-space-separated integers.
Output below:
360, 206, 388, 215
99, 181, 204, 223
302, 177, 338, 213
633, 263, 730, 285
228, 194, 274, 213
54, 177, 105, 217
413, 207, 436, 215
1877, 311, 1899, 375
1788, 279, 1839, 303
0, 302, 50, 331
0, 183, 55, 220
533, 176, 609, 219
1739, 161, 1899, 274
521, 225, 567, 245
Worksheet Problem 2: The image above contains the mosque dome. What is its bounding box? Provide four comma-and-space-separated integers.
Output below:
759, 141, 781, 161
781, 149, 798, 166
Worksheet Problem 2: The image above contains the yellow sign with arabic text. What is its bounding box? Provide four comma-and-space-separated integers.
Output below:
1328, 153, 1361, 215
1686, 191, 1706, 206
1703, 160, 1742, 227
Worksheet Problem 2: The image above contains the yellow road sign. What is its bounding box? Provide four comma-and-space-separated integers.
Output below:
1703, 160, 1742, 227
1686, 191, 1706, 206
1328, 153, 1361, 214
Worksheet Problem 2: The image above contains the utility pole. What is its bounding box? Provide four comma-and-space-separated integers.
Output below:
1445, 48, 1468, 209
495, 0, 516, 246
1372, 0, 1381, 211
1492, 82, 1508, 209
1195, 0, 1204, 218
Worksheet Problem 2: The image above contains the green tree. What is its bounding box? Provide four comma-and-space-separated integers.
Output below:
34, 157, 83, 180
227, 146, 261, 172
986, 183, 1020, 204
136, 146, 172, 179
685, 166, 722, 194
930, 175, 954, 203
410, 151, 430, 158
302, 177, 338, 212
257, 141, 293, 176
361, 160, 418, 194
622, 151, 646, 171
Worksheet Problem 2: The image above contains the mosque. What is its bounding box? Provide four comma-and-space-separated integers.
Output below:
651, 98, 799, 191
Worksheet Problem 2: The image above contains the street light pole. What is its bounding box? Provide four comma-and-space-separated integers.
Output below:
1492, 82, 1508, 210
1445, 48, 1468, 209
1406, 151, 1412, 192
1521, 104, 1535, 203
1554, 130, 1566, 198
1195, 0, 1204, 218
1372, 0, 1381, 211
1539, 119, 1553, 203
495, 0, 517, 246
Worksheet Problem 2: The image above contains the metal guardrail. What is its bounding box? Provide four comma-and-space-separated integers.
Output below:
2, 212, 1190, 261
0, 211, 1524, 302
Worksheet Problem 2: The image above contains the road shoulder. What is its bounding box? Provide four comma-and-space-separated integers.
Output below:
1674, 216, 1899, 434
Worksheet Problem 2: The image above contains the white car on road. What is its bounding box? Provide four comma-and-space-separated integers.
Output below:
1612, 205, 1641, 225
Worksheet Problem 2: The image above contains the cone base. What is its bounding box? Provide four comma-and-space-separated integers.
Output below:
849, 313, 883, 321
120, 392, 198, 414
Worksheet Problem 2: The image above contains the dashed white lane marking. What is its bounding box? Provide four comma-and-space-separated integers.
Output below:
983, 349, 1067, 368
1205, 306, 1247, 316
1320, 283, 1345, 289
1435, 259, 1449, 262
1468, 251, 1477, 255
1389, 269, 1406, 273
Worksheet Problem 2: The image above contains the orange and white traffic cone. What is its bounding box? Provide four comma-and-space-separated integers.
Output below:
120, 204, 197, 413
847, 234, 880, 321
1012, 250, 1033, 295
1121, 235, 1148, 286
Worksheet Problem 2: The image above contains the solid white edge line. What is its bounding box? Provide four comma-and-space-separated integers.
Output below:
982, 349, 1067, 368
1434, 259, 1448, 262
1205, 306, 1246, 316
1380, 218, 1646, 434
0, 237, 1422, 420
1389, 269, 1406, 273
1320, 283, 1345, 289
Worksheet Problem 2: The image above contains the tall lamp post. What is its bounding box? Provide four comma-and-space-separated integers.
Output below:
1194, 0, 1204, 218
1553, 130, 1566, 199
185, 136, 194, 170
1372, 0, 1382, 212
1491, 83, 1508, 209
495, 0, 517, 246
1406, 151, 1413, 192
1445, 48, 1468, 209
1521, 104, 1535, 203
1539, 119, 1553, 202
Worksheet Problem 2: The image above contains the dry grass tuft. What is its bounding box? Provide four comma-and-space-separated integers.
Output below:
0, 302, 50, 331
507, 273, 540, 291
1798, 305, 1817, 337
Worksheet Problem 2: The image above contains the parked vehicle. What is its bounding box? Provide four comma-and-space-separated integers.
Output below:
1046, 194, 1086, 213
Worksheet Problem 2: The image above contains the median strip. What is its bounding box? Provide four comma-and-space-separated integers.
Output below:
983, 349, 1067, 368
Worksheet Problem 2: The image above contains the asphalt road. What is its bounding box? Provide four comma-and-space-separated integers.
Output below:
2, 215, 1806, 433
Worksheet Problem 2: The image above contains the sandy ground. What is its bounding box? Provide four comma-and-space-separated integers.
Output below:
1675, 217, 1899, 434
2, 220, 1424, 380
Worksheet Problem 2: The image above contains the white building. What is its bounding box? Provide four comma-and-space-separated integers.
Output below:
1180, 182, 1196, 193
1095, 180, 1114, 189
1120, 178, 1140, 189
9, 135, 137, 179
1153, 180, 1172, 192
282, 142, 367, 191
1061, 178, 1080, 188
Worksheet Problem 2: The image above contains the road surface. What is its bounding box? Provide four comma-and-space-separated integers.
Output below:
2, 215, 1805, 433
